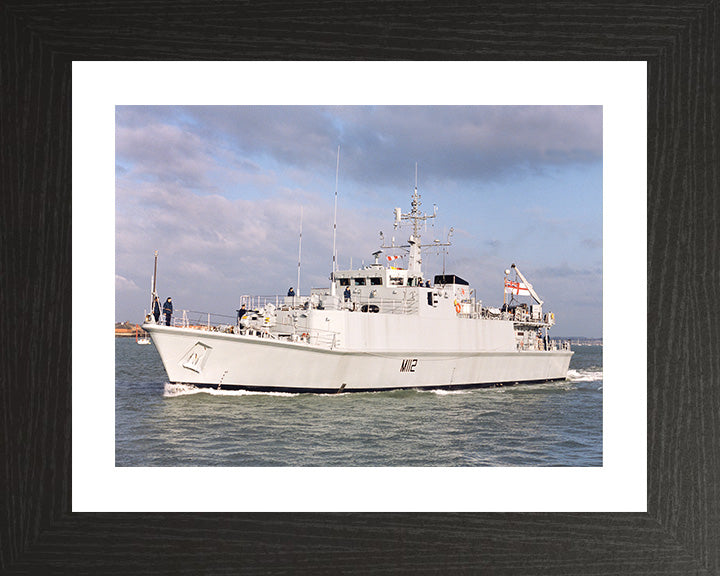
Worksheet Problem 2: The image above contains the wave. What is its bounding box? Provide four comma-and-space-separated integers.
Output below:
566, 369, 603, 383
163, 382, 299, 398
429, 389, 474, 396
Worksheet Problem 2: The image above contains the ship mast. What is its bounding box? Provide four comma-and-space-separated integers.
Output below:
383, 164, 448, 280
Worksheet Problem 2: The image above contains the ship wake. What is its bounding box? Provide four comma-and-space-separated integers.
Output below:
566, 369, 603, 383
163, 382, 299, 397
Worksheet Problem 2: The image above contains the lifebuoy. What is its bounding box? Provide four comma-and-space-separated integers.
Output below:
455, 302, 462, 313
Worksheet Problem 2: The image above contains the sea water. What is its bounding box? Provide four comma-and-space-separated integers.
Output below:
115, 338, 602, 466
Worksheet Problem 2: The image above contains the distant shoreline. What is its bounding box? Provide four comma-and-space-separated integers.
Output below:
554, 338, 603, 346
115, 321, 148, 337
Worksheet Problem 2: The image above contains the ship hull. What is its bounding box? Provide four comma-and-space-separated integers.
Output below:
145, 325, 573, 393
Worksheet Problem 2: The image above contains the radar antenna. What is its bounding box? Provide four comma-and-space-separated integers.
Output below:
380, 164, 451, 279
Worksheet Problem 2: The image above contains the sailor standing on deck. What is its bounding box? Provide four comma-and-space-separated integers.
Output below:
152, 296, 161, 323
287, 287, 295, 297
343, 286, 351, 303
237, 304, 247, 327
163, 297, 173, 326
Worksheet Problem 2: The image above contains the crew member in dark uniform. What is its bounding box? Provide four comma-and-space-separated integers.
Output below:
287, 287, 295, 297
343, 286, 351, 302
237, 304, 247, 326
152, 296, 161, 323
163, 297, 173, 326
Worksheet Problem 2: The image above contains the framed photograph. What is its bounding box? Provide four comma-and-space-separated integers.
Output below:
3, 2, 717, 574
80, 63, 634, 513
112, 102, 606, 471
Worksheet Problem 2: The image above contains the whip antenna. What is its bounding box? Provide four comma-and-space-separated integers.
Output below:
331, 146, 340, 295
150, 250, 158, 312
297, 206, 303, 298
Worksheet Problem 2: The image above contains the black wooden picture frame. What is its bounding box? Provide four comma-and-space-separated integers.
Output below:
2, 2, 718, 574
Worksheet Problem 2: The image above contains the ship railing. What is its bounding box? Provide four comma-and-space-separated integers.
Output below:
162, 309, 342, 349
266, 317, 341, 349
479, 308, 548, 324
235, 294, 422, 316
344, 296, 419, 315
292, 328, 339, 349
515, 338, 573, 352
167, 310, 238, 331
547, 339, 572, 351
309, 330, 339, 349
239, 294, 315, 311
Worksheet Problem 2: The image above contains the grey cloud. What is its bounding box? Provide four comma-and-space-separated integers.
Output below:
177, 106, 341, 168
115, 178, 343, 317
534, 265, 602, 279
581, 238, 602, 250
332, 105, 602, 186
116, 122, 220, 188
116, 105, 602, 191
115, 274, 141, 292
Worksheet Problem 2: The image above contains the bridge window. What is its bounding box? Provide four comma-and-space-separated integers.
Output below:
353, 278, 367, 286
370, 277, 383, 286
338, 278, 350, 286
389, 277, 405, 286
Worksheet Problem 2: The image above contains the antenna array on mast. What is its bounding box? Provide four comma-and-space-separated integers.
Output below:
389, 163, 444, 248
379, 164, 452, 278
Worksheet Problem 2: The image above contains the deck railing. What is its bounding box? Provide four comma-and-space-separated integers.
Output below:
343, 296, 419, 315
147, 307, 341, 349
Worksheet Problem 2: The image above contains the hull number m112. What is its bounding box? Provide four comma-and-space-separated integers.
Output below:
400, 359, 418, 372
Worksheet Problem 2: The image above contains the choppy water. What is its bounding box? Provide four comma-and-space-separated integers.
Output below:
116, 338, 602, 466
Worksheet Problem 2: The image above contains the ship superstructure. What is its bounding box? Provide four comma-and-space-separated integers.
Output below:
143, 182, 572, 393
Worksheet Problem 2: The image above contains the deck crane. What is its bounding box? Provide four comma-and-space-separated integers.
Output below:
511, 263, 544, 306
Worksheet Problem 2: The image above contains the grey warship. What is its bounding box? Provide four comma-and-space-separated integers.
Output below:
144, 182, 573, 393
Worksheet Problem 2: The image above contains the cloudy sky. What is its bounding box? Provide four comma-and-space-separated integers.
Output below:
115, 105, 602, 337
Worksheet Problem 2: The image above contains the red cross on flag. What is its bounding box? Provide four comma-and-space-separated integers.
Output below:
505, 279, 531, 295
